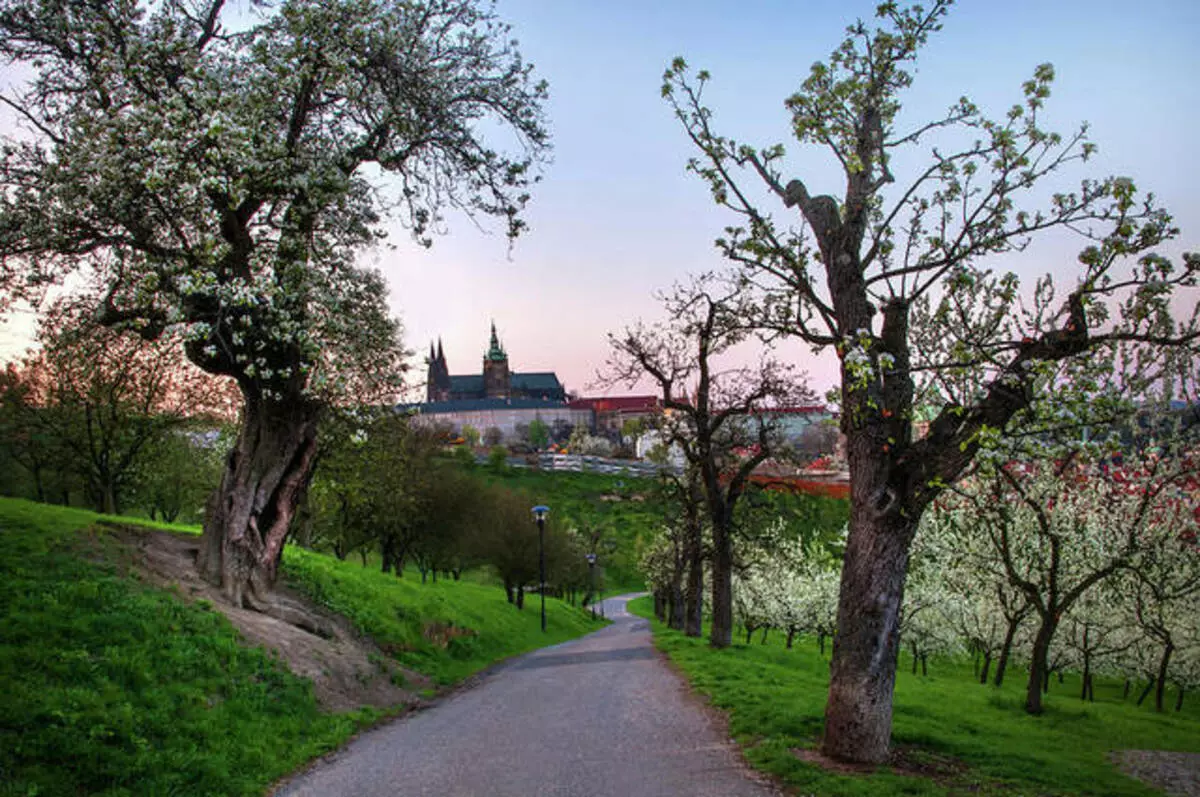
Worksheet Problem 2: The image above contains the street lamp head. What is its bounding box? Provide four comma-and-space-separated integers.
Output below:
585, 552, 597, 565
531, 505, 550, 521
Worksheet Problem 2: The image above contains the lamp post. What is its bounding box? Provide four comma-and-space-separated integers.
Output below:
532, 505, 550, 632
585, 552, 597, 619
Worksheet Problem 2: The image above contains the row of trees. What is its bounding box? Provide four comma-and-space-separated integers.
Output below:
0, 308, 235, 519
300, 413, 605, 607
631, 0, 1200, 763
725, 444, 1200, 716
2, 0, 1196, 766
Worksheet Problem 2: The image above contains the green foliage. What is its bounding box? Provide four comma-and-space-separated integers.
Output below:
477, 466, 848, 592
525, 417, 549, 449
283, 546, 602, 685
630, 597, 1199, 796
487, 445, 509, 472
461, 424, 481, 447
0, 499, 367, 797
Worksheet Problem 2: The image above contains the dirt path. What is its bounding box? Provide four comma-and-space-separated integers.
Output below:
273, 594, 778, 797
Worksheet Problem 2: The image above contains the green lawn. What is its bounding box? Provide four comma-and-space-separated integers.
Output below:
0, 498, 602, 795
283, 545, 605, 685
629, 596, 1199, 796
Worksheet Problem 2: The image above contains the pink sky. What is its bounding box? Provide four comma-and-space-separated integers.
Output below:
2, 1, 1198, 403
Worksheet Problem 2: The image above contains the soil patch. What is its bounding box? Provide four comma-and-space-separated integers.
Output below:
793, 746, 975, 788
1112, 750, 1200, 797
96, 522, 429, 713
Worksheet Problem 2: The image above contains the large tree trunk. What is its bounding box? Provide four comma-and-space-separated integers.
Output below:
198, 395, 320, 609
821, 502, 917, 764
709, 519, 733, 648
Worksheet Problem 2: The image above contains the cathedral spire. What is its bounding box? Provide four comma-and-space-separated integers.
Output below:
485, 320, 506, 362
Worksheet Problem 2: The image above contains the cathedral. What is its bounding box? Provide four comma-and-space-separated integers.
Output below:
425, 323, 566, 403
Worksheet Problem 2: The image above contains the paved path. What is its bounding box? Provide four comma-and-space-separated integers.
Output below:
275, 594, 776, 797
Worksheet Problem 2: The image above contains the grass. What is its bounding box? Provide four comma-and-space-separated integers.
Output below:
0, 497, 603, 795
628, 596, 1200, 796
283, 545, 606, 685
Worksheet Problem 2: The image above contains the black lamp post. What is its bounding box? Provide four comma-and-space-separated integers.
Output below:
532, 505, 550, 632
585, 552, 597, 618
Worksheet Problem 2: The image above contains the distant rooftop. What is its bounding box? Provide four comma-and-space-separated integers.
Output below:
402, 397, 579, 415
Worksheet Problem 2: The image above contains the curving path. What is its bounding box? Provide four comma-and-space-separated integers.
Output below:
274, 594, 776, 797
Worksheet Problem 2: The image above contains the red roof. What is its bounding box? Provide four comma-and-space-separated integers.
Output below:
568, 395, 661, 413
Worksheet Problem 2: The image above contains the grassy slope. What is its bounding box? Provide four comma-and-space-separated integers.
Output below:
629, 596, 1200, 797
284, 546, 605, 685
0, 498, 601, 796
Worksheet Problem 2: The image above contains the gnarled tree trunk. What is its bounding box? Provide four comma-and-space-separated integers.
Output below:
198, 395, 320, 609
821, 430, 918, 763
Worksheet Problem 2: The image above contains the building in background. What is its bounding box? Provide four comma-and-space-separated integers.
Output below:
567, 395, 660, 434
426, 322, 565, 403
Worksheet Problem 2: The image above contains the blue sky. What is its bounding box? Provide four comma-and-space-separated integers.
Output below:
377, 0, 1200, 397
2, 1, 1197, 399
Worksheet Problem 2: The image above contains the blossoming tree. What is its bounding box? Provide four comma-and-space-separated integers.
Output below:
663, 0, 1197, 761
0, 0, 548, 609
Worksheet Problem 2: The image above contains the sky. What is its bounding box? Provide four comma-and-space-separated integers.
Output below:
2, 0, 1199, 400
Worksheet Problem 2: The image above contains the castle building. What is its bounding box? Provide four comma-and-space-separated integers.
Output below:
426, 323, 566, 403
411, 324, 587, 443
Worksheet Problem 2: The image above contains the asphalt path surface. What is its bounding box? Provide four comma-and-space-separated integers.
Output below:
274, 594, 777, 797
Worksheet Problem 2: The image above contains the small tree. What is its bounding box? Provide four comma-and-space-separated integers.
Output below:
608, 273, 815, 647
526, 417, 550, 450
461, 425, 482, 448
663, 0, 1197, 760
3, 307, 233, 514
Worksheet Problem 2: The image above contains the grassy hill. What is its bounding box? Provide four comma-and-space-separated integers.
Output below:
629, 597, 1200, 796
0, 498, 601, 796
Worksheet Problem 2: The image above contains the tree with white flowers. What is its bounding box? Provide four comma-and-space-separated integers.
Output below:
663, 0, 1198, 760
935, 452, 1197, 714
0, 0, 548, 609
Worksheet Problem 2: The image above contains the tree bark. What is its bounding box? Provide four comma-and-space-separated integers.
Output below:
709, 520, 733, 648
669, 580, 686, 631
1137, 678, 1155, 706
198, 395, 320, 609
686, 537, 700, 638
821, 502, 916, 763
1025, 617, 1056, 714
1155, 642, 1174, 713
979, 653, 992, 685
994, 616, 1021, 687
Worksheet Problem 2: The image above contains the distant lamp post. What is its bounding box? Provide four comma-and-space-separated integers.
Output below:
532, 505, 550, 632
585, 552, 598, 618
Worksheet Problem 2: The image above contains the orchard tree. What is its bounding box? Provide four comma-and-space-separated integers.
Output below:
4, 304, 234, 514
663, 1, 1198, 760
607, 273, 815, 647
0, 0, 548, 609
936, 453, 1197, 714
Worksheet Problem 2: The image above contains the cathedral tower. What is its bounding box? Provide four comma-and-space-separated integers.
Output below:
482, 322, 511, 399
